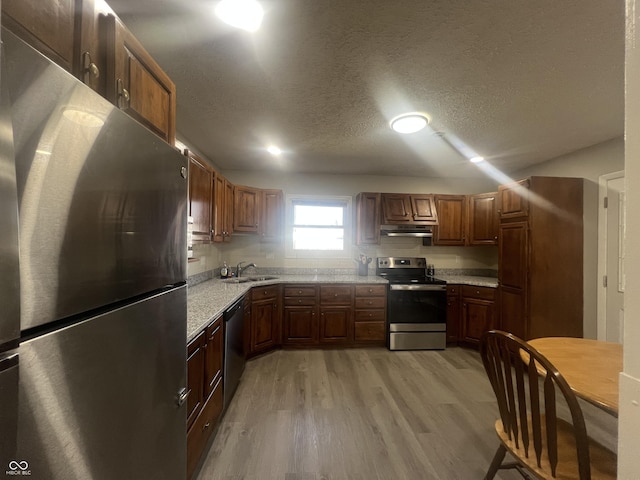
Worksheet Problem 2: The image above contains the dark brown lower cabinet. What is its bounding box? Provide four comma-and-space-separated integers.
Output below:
319, 285, 354, 344
249, 285, 281, 355
186, 332, 205, 432
353, 320, 385, 342
319, 307, 352, 343
284, 306, 318, 343
283, 284, 385, 346
446, 285, 461, 344
460, 285, 497, 346
187, 314, 224, 479
353, 284, 386, 344
283, 285, 319, 345
187, 377, 223, 478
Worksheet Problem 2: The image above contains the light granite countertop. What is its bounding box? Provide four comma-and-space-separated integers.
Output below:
435, 275, 499, 288
187, 274, 387, 342
187, 273, 498, 342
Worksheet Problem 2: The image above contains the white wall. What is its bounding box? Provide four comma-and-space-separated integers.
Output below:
513, 137, 624, 339
619, 1, 640, 474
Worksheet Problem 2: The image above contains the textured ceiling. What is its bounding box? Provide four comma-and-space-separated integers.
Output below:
107, 0, 624, 177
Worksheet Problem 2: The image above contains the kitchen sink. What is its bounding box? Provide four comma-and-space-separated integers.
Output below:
246, 275, 279, 282
223, 275, 279, 284
223, 278, 250, 283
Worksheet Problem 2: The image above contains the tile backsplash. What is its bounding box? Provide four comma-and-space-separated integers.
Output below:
187, 235, 497, 285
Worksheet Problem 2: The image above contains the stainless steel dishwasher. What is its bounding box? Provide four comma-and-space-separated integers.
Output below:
223, 298, 246, 409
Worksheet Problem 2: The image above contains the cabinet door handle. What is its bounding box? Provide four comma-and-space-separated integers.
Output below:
82, 51, 100, 80
203, 422, 211, 430
176, 387, 189, 407
116, 78, 130, 108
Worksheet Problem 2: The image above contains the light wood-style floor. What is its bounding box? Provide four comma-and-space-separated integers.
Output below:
195, 347, 617, 480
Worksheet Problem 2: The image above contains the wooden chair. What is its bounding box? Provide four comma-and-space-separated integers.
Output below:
479, 330, 616, 480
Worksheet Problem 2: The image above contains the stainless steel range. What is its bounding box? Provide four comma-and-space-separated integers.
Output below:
377, 257, 447, 350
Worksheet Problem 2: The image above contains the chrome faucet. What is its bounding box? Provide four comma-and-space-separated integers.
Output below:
236, 261, 257, 277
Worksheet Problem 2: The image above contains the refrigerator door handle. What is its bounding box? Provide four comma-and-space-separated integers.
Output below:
176, 387, 189, 407
0, 38, 21, 350
0, 353, 19, 371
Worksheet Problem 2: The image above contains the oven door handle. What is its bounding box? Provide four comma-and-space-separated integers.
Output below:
389, 284, 447, 291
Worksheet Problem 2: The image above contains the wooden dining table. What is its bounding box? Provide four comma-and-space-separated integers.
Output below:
528, 337, 622, 416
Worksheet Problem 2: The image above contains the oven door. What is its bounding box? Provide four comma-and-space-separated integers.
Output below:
387, 284, 446, 324
387, 284, 447, 350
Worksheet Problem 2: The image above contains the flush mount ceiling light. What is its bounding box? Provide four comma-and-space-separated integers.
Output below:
390, 112, 430, 134
215, 0, 264, 32
469, 156, 485, 163
267, 145, 282, 156
62, 108, 104, 127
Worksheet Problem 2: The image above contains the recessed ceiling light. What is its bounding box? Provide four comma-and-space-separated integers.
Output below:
470, 156, 484, 163
62, 108, 104, 127
390, 113, 430, 134
267, 145, 282, 156
215, 0, 264, 32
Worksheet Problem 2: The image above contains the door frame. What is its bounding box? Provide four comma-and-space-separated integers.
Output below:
597, 170, 624, 341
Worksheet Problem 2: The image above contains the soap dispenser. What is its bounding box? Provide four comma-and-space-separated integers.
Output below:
220, 262, 228, 278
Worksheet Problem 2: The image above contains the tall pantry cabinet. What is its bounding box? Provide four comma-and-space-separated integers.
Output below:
498, 176, 584, 340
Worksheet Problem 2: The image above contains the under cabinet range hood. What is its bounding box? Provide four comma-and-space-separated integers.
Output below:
380, 225, 434, 237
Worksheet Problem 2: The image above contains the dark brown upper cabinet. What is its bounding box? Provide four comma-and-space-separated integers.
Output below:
381, 193, 438, 225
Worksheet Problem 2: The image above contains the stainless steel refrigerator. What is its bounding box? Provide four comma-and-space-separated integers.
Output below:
0, 28, 188, 479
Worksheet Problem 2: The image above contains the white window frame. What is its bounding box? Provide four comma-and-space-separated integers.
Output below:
285, 194, 353, 259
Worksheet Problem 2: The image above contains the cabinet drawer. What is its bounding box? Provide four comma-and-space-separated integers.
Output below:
187, 376, 223, 479
355, 285, 386, 297
251, 284, 279, 300
283, 286, 317, 297
284, 297, 317, 307
354, 309, 386, 322
205, 314, 222, 336
462, 285, 496, 301
447, 285, 461, 296
320, 285, 353, 305
354, 322, 385, 342
354, 297, 386, 309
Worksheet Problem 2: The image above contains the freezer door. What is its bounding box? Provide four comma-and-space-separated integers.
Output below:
2, 29, 187, 330
0, 37, 21, 349
15, 286, 187, 480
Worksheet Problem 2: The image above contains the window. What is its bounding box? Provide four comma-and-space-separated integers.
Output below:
285, 195, 352, 258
